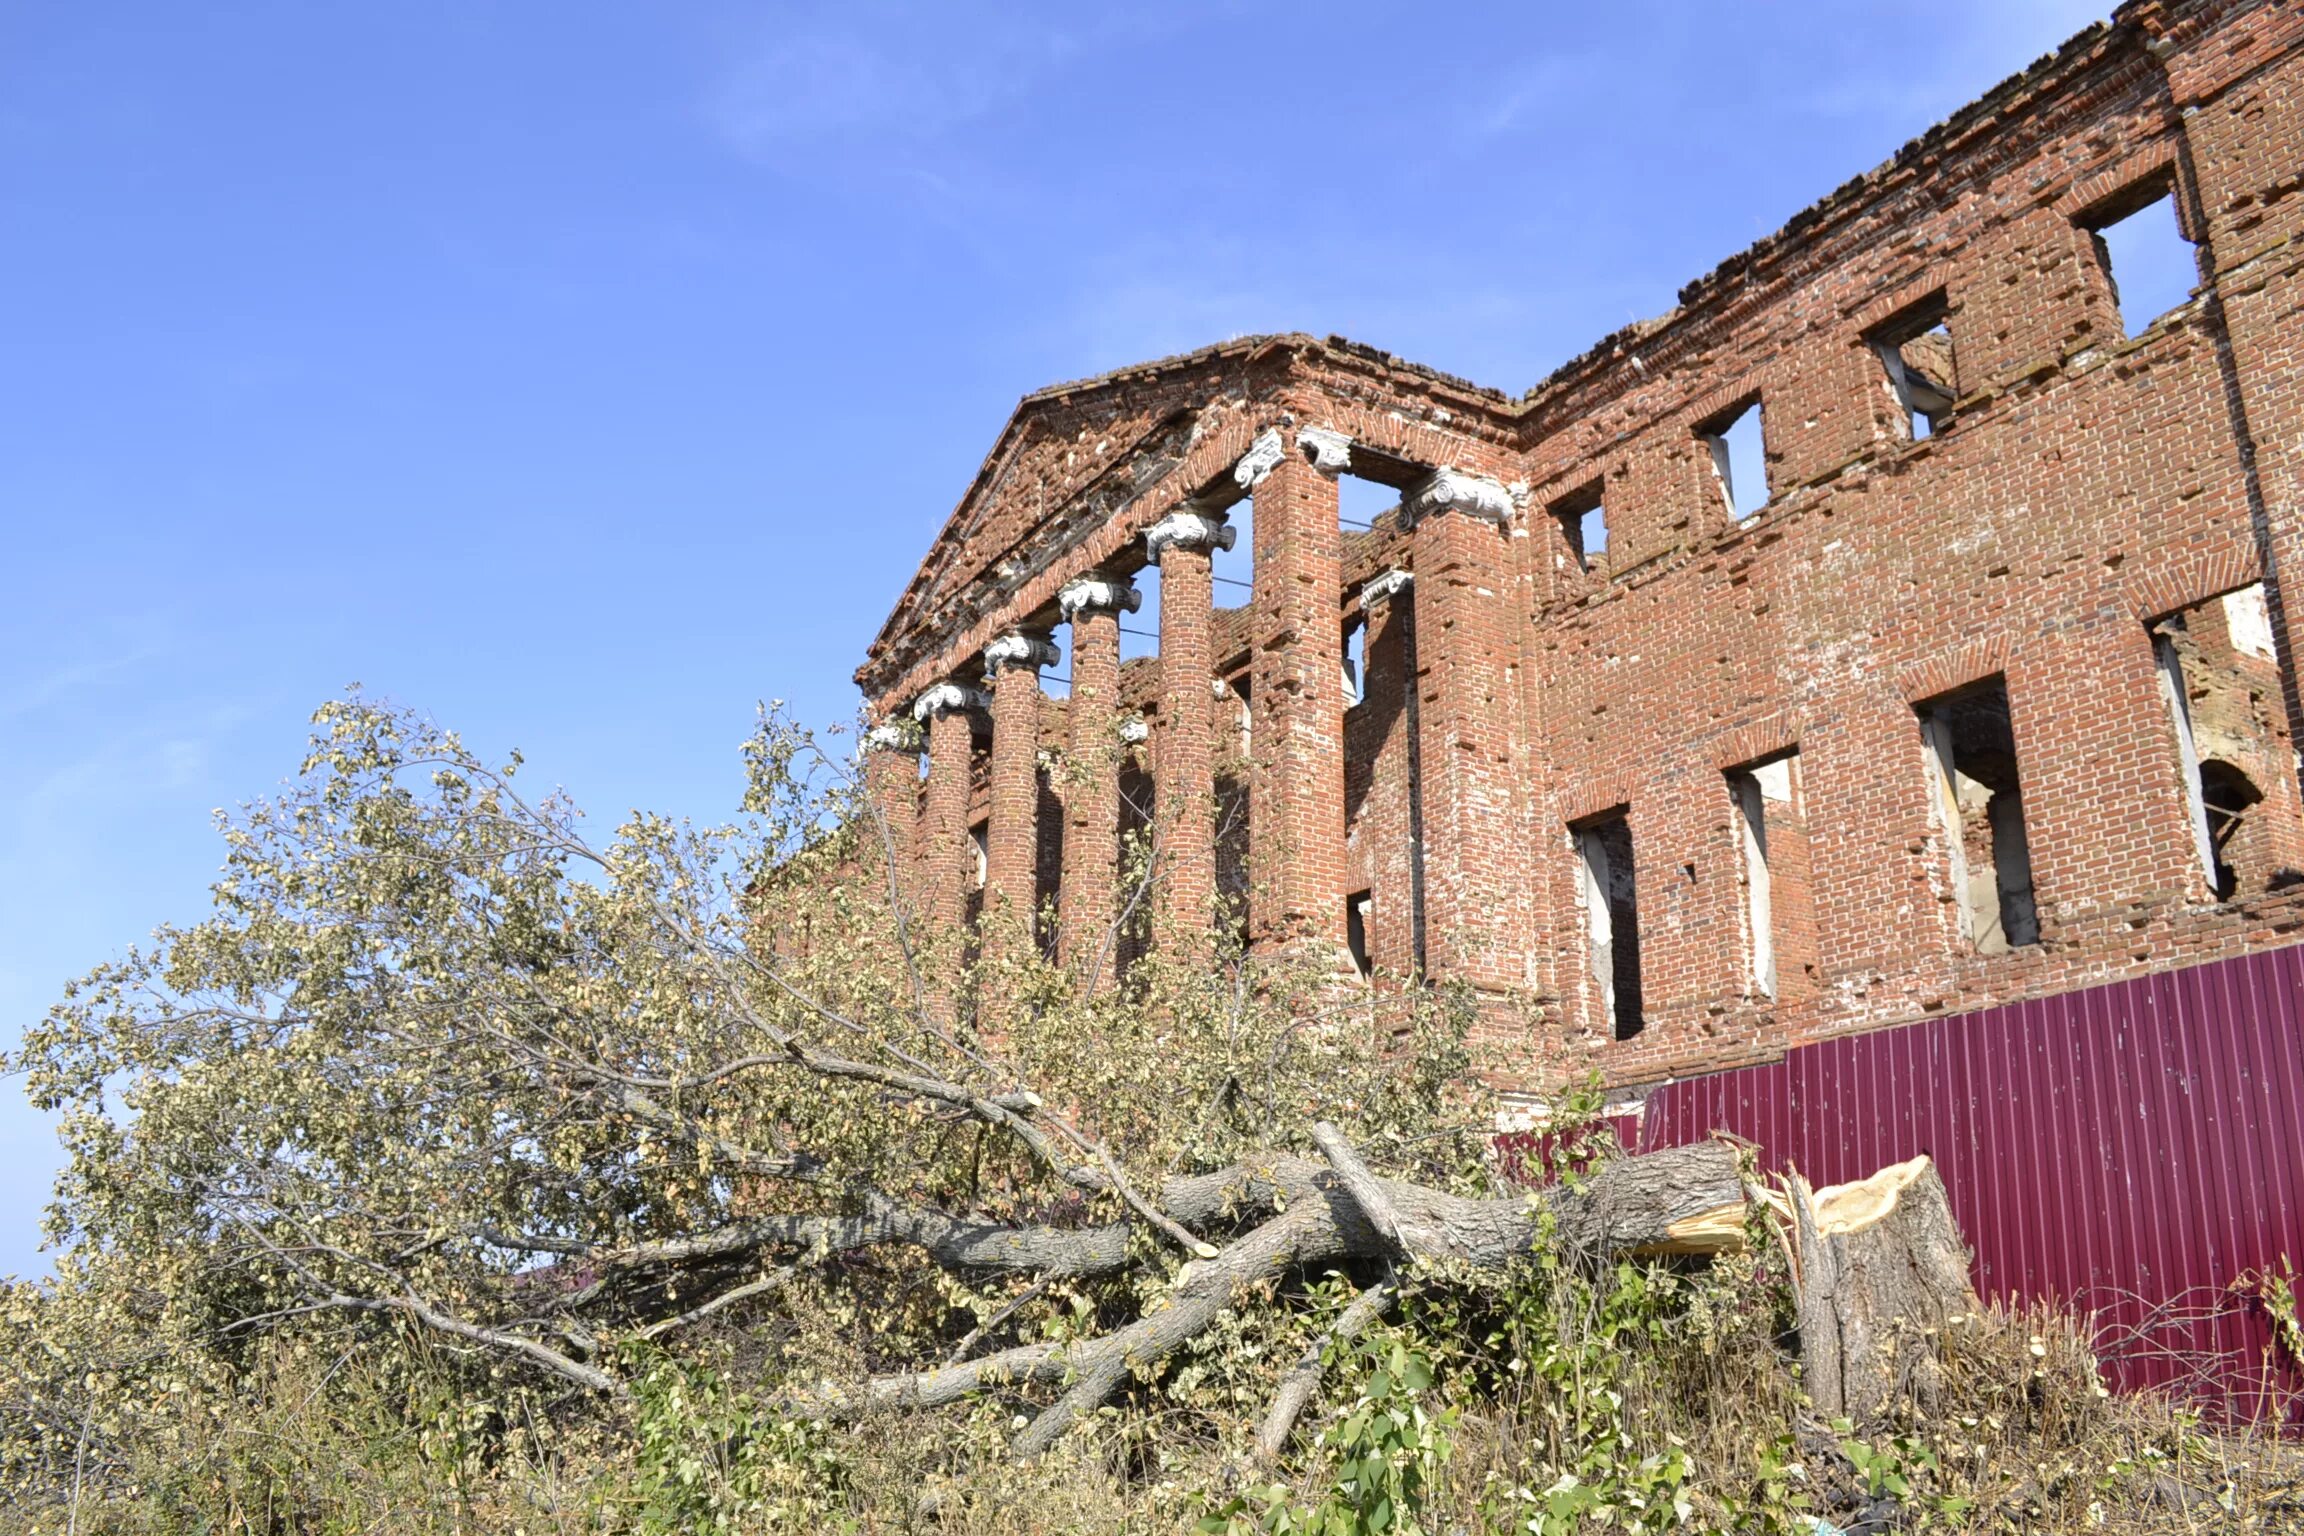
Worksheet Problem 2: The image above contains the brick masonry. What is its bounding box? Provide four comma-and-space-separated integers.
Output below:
854, 0, 2304, 1092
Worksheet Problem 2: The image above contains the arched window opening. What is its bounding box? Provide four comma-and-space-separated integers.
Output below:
2199, 759, 2265, 902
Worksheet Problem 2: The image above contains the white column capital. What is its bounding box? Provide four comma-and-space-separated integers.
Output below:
983, 629, 1060, 678
862, 721, 921, 754
1119, 717, 1150, 745
1058, 573, 1141, 620
1296, 425, 1353, 477
1363, 568, 1415, 606
1145, 508, 1237, 561
912, 681, 991, 721
1233, 428, 1287, 490
1404, 468, 1514, 527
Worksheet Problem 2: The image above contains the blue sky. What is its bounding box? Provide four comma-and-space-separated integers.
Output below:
0, 0, 2114, 1278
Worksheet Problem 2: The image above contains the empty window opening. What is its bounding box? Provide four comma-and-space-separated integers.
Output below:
1343, 615, 1368, 707
1209, 499, 1255, 610
1868, 297, 1958, 441
2089, 189, 2197, 339
1917, 678, 2038, 954
1119, 561, 1162, 661
1039, 624, 1073, 697
2151, 584, 2304, 900
1701, 400, 1768, 521
1727, 755, 1799, 998
1225, 674, 1252, 759
1572, 812, 1644, 1039
1337, 474, 1400, 532
1551, 480, 1608, 571
1346, 889, 1373, 977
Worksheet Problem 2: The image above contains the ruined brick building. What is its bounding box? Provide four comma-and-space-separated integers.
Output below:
853, 0, 2304, 1111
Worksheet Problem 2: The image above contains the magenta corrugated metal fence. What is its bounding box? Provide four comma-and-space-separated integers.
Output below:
1636, 945, 2304, 1421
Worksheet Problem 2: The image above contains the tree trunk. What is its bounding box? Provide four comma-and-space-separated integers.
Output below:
1787, 1155, 1977, 1424
796, 1139, 1988, 1457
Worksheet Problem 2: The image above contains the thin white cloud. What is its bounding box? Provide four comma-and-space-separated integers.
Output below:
703, 10, 1082, 156
1467, 53, 1605, 142
700, 2, 1228, 161
10, 701, 254, 835
1792, 0, 2111, 124
0, 643, 165, 723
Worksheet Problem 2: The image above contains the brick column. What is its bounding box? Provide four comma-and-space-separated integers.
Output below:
1404, 470, 1526, 991
1243, 427, 1347, 952
913, 682, 987, 959
1146, 507, 1234, 943
982, 630, 1057, 951
859, 720, 922, 913
1057, 573, 1139, 978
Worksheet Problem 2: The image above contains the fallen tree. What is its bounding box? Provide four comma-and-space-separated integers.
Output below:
17, 695, 2194, 1536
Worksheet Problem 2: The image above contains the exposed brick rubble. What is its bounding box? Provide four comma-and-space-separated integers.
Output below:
854, 0, 2304, 1093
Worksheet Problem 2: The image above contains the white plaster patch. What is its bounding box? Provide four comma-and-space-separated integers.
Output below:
2224, 583, 2276, 661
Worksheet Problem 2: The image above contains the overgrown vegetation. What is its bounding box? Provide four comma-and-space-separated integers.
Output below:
1, 695, 2296, 1532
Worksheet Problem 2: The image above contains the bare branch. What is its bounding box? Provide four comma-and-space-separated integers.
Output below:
310, 1290, 623, 1397
1255, 1271, 1397, 1464
633, 1262, 804, 1342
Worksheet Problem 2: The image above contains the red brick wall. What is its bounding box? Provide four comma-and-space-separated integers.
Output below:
863, 0, 2304, 1093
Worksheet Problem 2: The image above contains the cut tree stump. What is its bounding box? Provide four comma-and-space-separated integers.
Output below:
1787, 1155, 1978, 1423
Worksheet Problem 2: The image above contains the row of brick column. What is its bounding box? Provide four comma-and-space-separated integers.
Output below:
866, 424, 1525, 995
1232, 426, 1526, 985
862, 510, 1233, 986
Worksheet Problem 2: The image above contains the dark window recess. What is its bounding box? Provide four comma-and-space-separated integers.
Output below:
1346, 890, 1373, 977
2088, 188, 2198, 339
1868, 295, 1958, 441
1700, 400, 1767, 521
1573, 812, 1644, 1038
1918, 678, 2039, 954
1034, 769, 1064, 958
1550, 480, 1608, 571
1114, 765, 1156, 980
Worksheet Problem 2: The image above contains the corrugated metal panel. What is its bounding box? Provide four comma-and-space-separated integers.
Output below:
1636, 946, 2304, 1421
